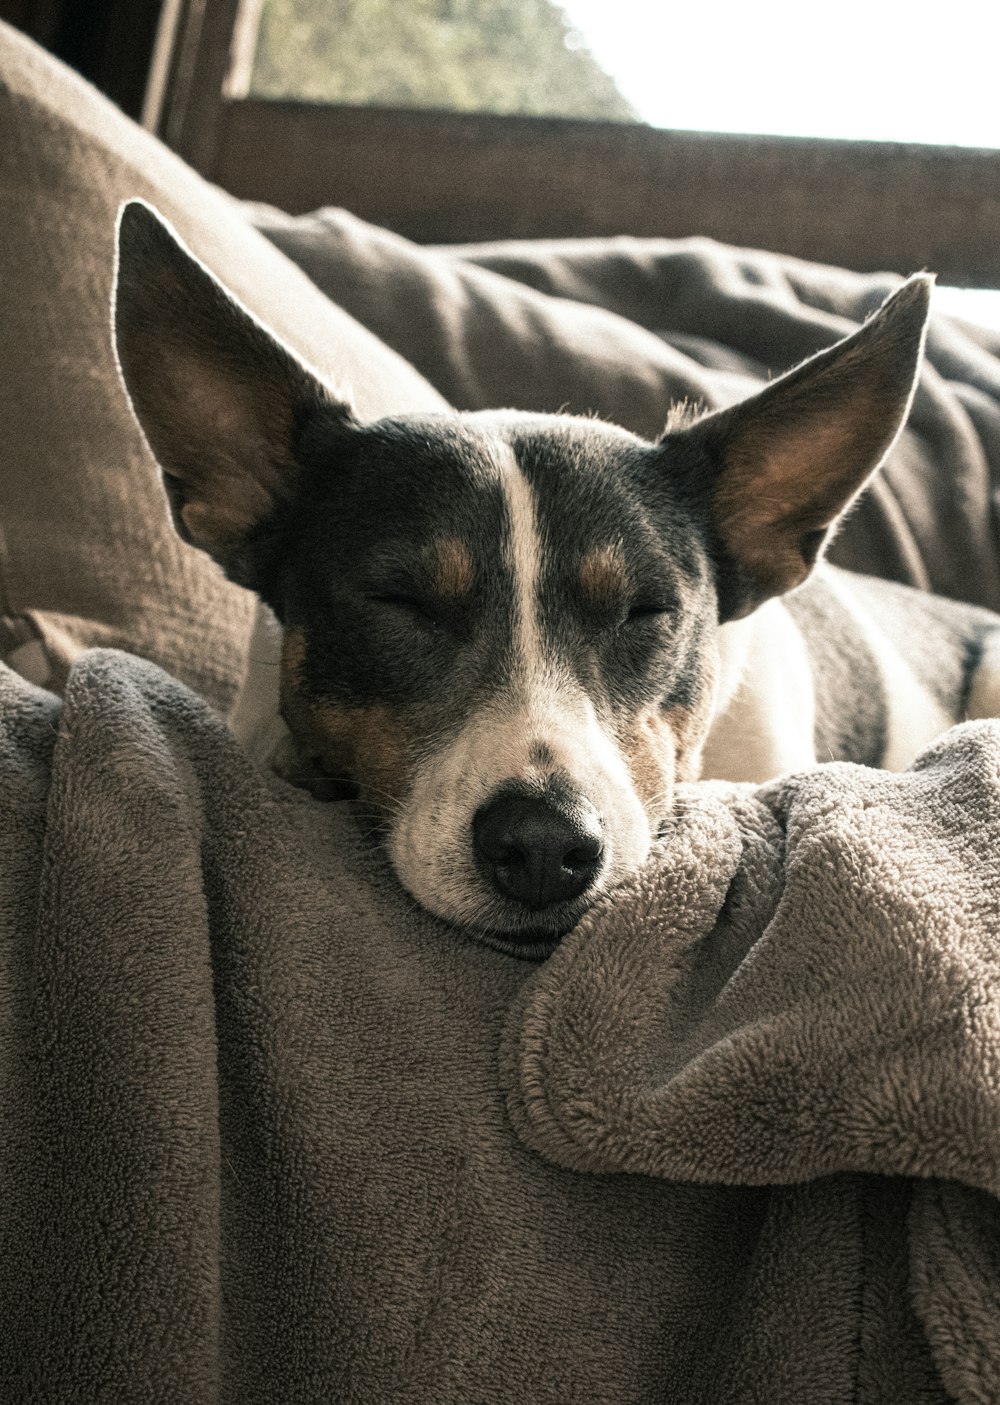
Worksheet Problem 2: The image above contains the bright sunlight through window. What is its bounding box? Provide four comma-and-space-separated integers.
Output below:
558, 0, 1000, 149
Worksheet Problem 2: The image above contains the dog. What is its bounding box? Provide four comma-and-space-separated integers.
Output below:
113, 199, 1000, 957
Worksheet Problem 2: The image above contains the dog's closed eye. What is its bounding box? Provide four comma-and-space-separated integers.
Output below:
369, 594, 445, 631
622, 602, 672, 627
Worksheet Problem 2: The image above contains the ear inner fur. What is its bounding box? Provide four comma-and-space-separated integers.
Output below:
113, 200, 353, 584
678, 276, 932, 617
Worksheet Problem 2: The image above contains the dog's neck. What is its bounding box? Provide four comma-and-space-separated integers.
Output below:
700, 598, 818, 783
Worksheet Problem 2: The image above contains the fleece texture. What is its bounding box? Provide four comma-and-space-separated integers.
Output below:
1, 650, 997, 1404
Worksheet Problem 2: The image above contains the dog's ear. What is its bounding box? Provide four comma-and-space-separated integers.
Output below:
668, 276, 932, 619
113, 199, 355, 587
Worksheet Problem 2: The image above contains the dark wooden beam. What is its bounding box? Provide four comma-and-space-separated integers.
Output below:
214, 100, 1000, 286
0, 0, 163, 118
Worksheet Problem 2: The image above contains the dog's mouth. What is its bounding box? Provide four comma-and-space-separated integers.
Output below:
467, 911, 588, 961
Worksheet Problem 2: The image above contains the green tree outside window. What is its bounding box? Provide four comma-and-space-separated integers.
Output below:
250, 0, 636, 121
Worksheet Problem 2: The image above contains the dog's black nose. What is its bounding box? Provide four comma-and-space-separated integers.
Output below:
473, 792, 604, 909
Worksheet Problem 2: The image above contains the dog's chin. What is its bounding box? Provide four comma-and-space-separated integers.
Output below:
466, 926, 568, 961
463, 904, 592, 961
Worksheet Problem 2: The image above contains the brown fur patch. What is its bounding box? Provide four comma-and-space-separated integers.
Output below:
663, 703, 710, 783
620, 707, 676, 818
579, 543, 630, 608
280, 628, 417, 810
427, 536, 474, 599
620, 692, 715, 823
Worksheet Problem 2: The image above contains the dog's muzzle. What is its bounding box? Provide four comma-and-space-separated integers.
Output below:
472, 786, 605, 910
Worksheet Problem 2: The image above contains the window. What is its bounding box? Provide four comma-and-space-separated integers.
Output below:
246, 0, 1000, 150
147, 0, 1000, 294
249, 0, 635, 121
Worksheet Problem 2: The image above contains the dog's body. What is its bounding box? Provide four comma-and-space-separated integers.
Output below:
113, 202, 1000, 956
707, 563, 1000, 779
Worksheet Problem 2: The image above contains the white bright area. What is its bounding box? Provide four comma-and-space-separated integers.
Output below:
559, 0, 1000, 146
559, 0, 1000, 329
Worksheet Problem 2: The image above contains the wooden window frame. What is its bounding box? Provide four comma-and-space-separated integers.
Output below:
146, 0, 1000, 287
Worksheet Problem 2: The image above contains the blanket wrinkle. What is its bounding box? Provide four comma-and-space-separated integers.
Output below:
246, 203, 726, 439
909, 1182, 1000, 1403
3, 650, 1000, 1401
504, 726, 1000, 1201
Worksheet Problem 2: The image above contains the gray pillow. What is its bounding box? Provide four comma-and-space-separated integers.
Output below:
0, 21, 446, 710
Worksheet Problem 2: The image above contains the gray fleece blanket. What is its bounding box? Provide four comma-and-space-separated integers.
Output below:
2, 648, 998, 1404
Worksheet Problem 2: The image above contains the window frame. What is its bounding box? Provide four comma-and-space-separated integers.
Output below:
146, 0, 1000, 286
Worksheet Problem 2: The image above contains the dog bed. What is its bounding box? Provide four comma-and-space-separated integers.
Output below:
1, 20, 998, 1404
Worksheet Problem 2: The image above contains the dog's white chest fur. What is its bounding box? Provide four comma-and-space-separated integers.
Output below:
700, 572, 962, 784
700, 599, 818, 782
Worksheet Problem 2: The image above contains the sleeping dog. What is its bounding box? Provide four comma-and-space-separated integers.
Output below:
113, 200, 1000, 956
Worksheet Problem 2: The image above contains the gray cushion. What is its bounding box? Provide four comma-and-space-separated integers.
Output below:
0, 21, 446, 710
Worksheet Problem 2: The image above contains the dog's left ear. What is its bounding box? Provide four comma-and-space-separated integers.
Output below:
669, 276, 932, 619
113, 199, 355, 589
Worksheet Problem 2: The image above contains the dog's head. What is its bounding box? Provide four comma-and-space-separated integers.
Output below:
113, 201, 930, 955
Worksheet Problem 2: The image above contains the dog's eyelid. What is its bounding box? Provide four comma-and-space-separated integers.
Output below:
368, 592, 448, 631
370, 590, 433, 612
626, 601, 673, 622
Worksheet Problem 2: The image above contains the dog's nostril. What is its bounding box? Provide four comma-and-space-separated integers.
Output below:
473, 792, 604, 909
565, 843, 600, 873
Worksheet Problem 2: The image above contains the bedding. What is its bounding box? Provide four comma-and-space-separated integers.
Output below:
2, 648, 998, 1403
0, 21, 446, 712
248, 205, 1000, 612
1, 18, 999, 1404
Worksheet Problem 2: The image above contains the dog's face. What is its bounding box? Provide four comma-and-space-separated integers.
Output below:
113, 201, 930, 955
276, 409, 719, 948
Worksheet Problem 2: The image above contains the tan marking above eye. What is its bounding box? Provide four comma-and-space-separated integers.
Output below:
579, 543, 630, 608
426, 536, 474, 599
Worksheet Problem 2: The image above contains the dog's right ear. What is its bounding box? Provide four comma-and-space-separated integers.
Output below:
113, 199, 355, 587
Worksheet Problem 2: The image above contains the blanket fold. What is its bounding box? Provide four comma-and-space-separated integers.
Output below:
502, 729, 1000, 1403
504, 730, 1000, 1196
2, 650, 999, 1403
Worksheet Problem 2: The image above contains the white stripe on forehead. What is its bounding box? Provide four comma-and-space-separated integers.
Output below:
494, 437, 547, 682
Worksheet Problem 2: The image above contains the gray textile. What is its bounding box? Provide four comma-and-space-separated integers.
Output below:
3, 23, 999, 1400
2, 649, 998, 1404
250, 205, 1000, 612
